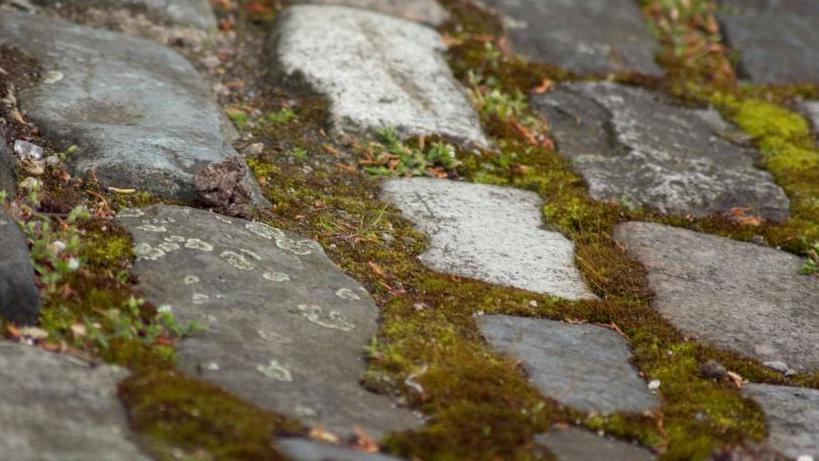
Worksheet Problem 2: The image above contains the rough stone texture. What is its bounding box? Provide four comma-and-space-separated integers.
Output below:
480, 0, 662, 76
615, 222, 819, 373
117, 205, 420, 438
717, 0, 819, 83
743, 384, 819, 459
0, 342, 149, 460
0, 206, 40, 325
477, 315, 658, 413
270, 5, 487, 147
278, 439, 406, 461
33, 0, 217, 29
535, 427, 656, 461
297, 0, 449, 26
533, 82, 789, 221
194, 155, 252, 218
803, 101, 819, 140
0, 12, 268, 206
382, 178, 595, 300
0, 140, 14, 194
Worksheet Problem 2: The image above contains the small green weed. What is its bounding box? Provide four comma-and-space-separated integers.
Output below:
360, 128, 461, 178
263, 107, 297, 124
801, 243, 819, 276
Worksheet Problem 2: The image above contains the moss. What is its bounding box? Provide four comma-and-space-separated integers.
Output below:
119, 369, 304, 461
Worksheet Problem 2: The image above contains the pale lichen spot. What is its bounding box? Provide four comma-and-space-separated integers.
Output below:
215, 215, 233, 224
335, 287, 361, 300
165, 235, 186, 243
133, 243, 165, 261
184, 275, 200, 285
257, 329, 294, 344
276, 237, 317, 256
220, 251, 254, 270
203, 361, 220, 371
185, 238, 214, 252
240, 249, 262, 261
294, 405, 317, 418
158, 242, 180, 252
118, 208, 145, 218
136, 224, 167, 233
297, 304, 355, 332
246, 221, 285, 240
192, 293, 210, 305
263, 271, 291, 282
257, 360, 293, 382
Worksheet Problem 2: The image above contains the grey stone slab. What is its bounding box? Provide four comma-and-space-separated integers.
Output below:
0, 206, 40, 325
533, 82, 789, 221
117, 205, 420, 439
803, 101, 819, 140
615, 222, 819, 373
480, 0, 662, 76
0, 140, 14, 195
0, 342, 149, 460
717, 0, 819, 84
278, 439, 405, 461
269, 5, 487, 147
0, 12, 268, 207
33, 0, 217, 29
743, 384, 819, 459
382, 178, 595, 300
296, 0, 449, 26
535, 427, 655, 461
477, 315, 658, 414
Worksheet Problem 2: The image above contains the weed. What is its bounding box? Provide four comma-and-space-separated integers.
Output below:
360, 128, 461, 178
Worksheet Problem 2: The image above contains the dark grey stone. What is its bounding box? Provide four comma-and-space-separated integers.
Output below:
717, 0, 819, 83
0, 342, 149, 460
32, 0, 217, 29
480, 0, 662, 76
743, 384, 819, 459
117, 205, 420, 439
615, 222, 819, 373
0, 139, 14, 194
535, 427, 655, 461
0, 12, 268, 207
476, 315, 658, 414
0, 205, 40, 325
278, 439, 405, 461
533, 82, 789, 221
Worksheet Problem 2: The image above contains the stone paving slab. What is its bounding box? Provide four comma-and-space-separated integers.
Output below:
0, 12, 268, 206
33, 0, 217, 29
278, 439, 406, 461
615, 222, 819, 373
477, 315, 658, 414
480, 0, 662, 76
296, 0, 449, 26
382, 178, 595, 300
269, 5, 487, 147
533, 82, 789, 221
535, 426, 655, 461
0, 205, 40, 325
0, 342, 149, 460
743, 384, 819, 459
117, 205, 420, 439
717, 0, 819, 84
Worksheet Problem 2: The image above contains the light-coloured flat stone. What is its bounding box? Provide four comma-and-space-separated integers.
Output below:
0, 12, 267, 206
278, 439, 406, 461
117, 205, 420, 439
477, 315, 658, 414
743, 384, 819, 459
536, 427, 656, 461
480, 0, 662, 76
270, 5, 487, 147
382, 178, 595, 300
0, 342, 149, 460
296, 0, 449, 26
33, 0, 217, 29
615, 222, 819, 372
534, 82, 789, 221
803, 101, 819, 140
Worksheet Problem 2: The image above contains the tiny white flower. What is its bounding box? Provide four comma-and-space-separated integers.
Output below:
67, 258, 80, 271
157, 305, 174, 314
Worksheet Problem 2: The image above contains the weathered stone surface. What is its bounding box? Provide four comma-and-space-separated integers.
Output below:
0, 12, 267, 206
382, 178, 595, 300
297, 0, 449, 26
615, 222, 819, 372
536, 427, 656, 461
0, 342, 148, 460
743, 384, 819, 459
480, 0, 662, 76
534, 82, 789, 220
477, 315, 658, 413
270, 5, 487, 147
803, 101, 819, 139
33, 0, 217, 29
0, 140, 14, 194
717, 0, 819, 83
117, 205, 420, 438
0, 206, 40, 325
278, 439, 405, 461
